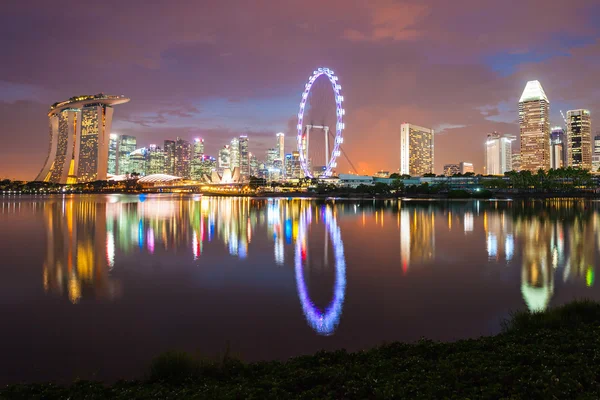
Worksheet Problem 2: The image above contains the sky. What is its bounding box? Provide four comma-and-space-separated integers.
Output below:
1, 0, 599, 180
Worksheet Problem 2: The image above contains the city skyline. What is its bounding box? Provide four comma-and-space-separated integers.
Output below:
1, 1, 600, 180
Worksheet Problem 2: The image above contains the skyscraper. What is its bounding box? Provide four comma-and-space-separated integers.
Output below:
193, 138, 204, 159
164, 140, 176, 175
249, 152, 258, 176
512, 152, 521, 172
566, 109, 592, 170
550, 127, 567, 169
147, 145, 165, 175
519, 80, 550, 172
108, 134, 118, 175
485, 132, 515, 175
230, 137, 240, 168
117, 135, 137, 175
129, 148, 147, 176
593, 133, 600, 173
218, 145, 231, 169
266, 148, 278, 169
400, 123, 434, 176
239, 135, 250, 177
276, 132, 285, 162
174, 137, 192, 178
36, 94, 130, 183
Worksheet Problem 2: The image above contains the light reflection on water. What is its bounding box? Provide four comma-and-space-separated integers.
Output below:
1, 195, 600, 383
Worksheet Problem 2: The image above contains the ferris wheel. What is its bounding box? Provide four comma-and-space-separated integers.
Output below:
296, 67, 345, 178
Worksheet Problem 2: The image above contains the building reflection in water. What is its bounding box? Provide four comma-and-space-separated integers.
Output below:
399, 205, 435, 273
294, 205, 346, 335
37, 195, 598, 317
43, 198, 122, 304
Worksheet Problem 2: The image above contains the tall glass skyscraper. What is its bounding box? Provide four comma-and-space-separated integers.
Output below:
174, 137, 192, 178
117, 135, 137, 175
230, 138, 240, 168
566, 109, 592, 170
147, 144, 165, 175
36, 94, 130, 183
163, 140, 176, 175
239, 135, 250, 177
400, 123, 434, 176
108, 134, 118, 175
519, 80, 550, 172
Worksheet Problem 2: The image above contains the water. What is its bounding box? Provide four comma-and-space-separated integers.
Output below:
0, 194, 599, 384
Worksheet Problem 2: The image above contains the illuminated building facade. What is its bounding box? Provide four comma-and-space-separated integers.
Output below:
512, 152, 521, 172
266, 148, 278, 169
400, 123, 434, 176
164, 140, 176, 175
117, 135, 136, 175
174, 137, 192, 178
230, 137, 240, 168
36, 94, 130, 183
108, 134, 118, 175
193, 138, 204, 159
276, 132, 285, 163
460, 162, 474, 174
519, 80, 550, 172
249, 153, 258, 176
550, 127, 567, 169
593, 133, 600, 173
443, 164, 460, 176
567, 109, 592, 170
147, 145, 165, 175
218, 145, 231, 170
485, 132, 515, 175
129, 148, 147, 175
239, 135, 250, 177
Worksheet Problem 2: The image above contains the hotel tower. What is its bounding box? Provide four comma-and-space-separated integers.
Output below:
36, 94, 130, 183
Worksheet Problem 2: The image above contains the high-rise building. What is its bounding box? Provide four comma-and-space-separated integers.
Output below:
443, 164, 460, 176
174, 137, 192, 178
218, 145, 231, 169
239, 135, 250, 177
566, 109, 592, 170
108, 134, 118, 175
164, 140, 176, 175
485, 132, 515, 175
118, 135, 137, 175
550, 127, 567, 169
249, 153, 258, 176
400, 123, 434, 176
266, 148, 278, 169
519, 80, 550, 172
593, 133, 600, 173
193, 138, 204, 160
230, 137, 240, 168
129, 148, 147, 176
36, 94, 130, 183
512, 152, 521, 172
147, 145, 165, 175
459, 162, 474, 174
276, 132, 285, 163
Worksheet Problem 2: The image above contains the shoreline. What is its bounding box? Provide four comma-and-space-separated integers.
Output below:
3, 191, 599, 200
2, 300, 600, 398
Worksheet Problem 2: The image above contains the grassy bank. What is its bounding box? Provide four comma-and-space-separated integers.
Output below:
3, 301, 600, 399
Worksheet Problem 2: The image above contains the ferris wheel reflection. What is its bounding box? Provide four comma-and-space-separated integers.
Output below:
294, 205, 346, 336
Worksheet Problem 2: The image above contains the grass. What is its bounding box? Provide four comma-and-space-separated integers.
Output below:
3, 300, 600, 399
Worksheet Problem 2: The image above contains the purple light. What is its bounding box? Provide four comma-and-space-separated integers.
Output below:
294, 207, 346, 335
296, 67, 345, 178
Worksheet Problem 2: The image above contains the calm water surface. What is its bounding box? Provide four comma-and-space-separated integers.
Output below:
1, 194, 599, 383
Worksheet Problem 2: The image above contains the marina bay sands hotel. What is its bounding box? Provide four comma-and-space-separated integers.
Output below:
36, 94, 130, 184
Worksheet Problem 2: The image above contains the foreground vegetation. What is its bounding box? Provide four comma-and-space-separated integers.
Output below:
3, 301, 600, 399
